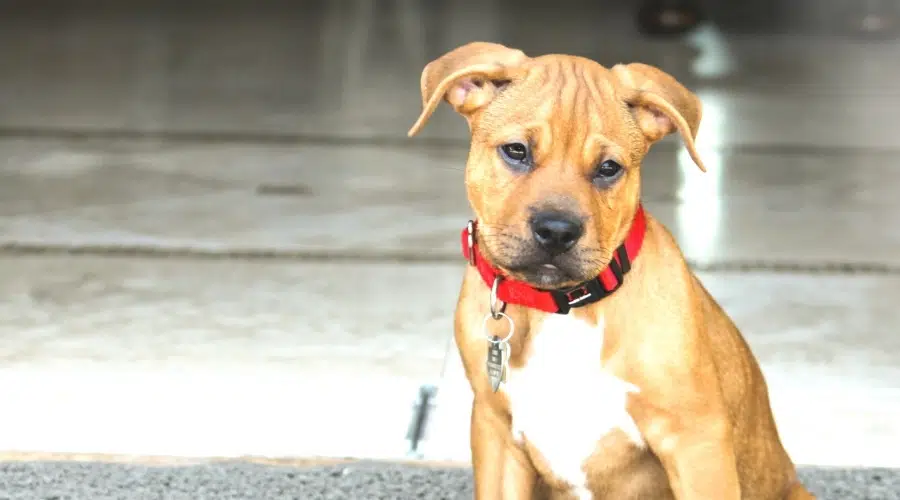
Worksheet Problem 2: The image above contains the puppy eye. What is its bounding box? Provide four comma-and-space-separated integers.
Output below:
498, 142, 530, 167
593, 160, 624, 187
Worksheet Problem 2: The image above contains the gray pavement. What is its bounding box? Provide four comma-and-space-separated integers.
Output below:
0, 461, 897, 500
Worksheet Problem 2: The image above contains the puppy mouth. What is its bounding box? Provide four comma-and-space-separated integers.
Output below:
477, 238, 599, 290
502, 260, 588, 290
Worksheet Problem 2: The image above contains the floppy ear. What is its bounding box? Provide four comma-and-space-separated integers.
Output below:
407, 42, 529, 137
612, 62, 706, 172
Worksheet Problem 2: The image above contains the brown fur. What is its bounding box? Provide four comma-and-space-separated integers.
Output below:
409, 42, 814, 500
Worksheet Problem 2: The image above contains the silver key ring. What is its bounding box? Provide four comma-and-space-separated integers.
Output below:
466, 220, 477, 266
482, 312, 514, 344
489, 276, 506, 320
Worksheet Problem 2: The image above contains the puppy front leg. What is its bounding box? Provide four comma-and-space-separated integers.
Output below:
471, 400, 537, 500
631, 398, 741, 499
658, 422, 741, 500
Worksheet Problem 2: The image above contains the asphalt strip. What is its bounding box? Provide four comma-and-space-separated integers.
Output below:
0, 461, 898, 499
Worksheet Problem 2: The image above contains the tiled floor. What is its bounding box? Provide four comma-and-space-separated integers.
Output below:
0, 0, 899, 468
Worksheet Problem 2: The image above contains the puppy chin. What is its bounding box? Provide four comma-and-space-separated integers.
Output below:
517, 264, 586, 290
484, 245, 594, 290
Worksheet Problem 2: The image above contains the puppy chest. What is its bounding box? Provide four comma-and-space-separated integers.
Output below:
504, 315, 645, 491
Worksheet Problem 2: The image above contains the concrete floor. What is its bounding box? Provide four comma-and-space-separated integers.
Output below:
0, 0, 899, 470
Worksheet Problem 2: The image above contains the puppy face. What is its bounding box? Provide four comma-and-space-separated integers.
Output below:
462, 56, 647, 289
409, 43, 704, 289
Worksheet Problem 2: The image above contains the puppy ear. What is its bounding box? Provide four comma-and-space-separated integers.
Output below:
407, 42, 528, 137
612, 63, 706, 172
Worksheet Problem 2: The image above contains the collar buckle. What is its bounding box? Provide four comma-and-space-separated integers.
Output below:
551, 278, 609, 315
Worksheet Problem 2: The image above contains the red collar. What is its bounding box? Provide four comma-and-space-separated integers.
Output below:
461, 205, 646, 314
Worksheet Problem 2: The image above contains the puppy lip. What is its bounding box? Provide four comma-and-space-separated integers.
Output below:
490, 254, 586, 287
512, 264, 586, 290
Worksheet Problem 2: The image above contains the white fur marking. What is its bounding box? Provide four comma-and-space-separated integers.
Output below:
504, 314, 643, 497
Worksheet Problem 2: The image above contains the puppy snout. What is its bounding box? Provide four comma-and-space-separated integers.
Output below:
529, 211, 584, 255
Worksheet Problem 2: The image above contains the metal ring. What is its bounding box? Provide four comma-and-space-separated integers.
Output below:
466, 220, 476, 266
489, 276, 506, 319
482, 312, 514, 344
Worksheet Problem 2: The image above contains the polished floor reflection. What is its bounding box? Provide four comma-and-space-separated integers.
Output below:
0, 0, 898, 467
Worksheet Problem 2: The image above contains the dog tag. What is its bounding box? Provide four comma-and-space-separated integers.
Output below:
486, 337, 505, 392
500, 341, 510, 384
481, 311, 514, 393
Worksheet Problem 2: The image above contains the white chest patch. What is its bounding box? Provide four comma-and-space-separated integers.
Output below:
504, 313, 644, 499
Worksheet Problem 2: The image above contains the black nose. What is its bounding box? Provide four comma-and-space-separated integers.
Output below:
530, 211, 584, 255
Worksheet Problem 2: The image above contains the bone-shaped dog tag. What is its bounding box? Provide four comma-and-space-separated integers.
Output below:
486, 336, 505, 392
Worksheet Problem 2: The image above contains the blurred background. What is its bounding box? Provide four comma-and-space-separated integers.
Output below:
0, 0, 898, 471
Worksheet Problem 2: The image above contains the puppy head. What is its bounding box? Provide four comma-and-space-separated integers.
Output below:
409, 42, 704, 289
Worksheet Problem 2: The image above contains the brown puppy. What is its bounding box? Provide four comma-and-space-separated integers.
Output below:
408, 42, 815, 500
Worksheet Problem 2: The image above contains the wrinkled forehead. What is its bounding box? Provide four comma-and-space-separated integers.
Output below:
476, 56, 629, 153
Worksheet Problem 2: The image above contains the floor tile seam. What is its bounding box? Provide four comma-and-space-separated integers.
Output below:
1, 243, 899, 275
